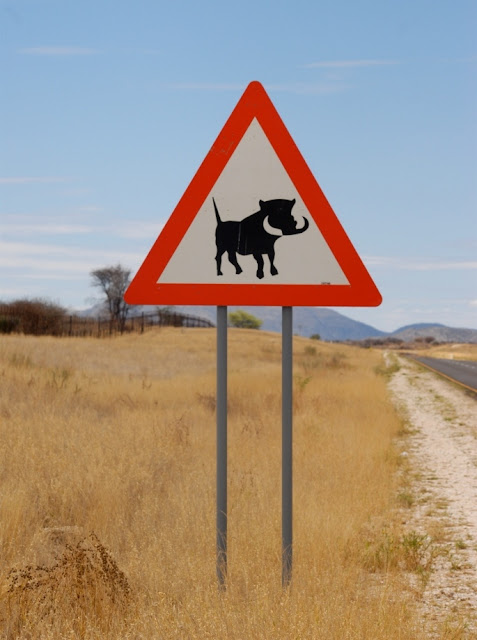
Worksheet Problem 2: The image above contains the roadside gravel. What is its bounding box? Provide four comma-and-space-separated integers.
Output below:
388, 354, 477, 637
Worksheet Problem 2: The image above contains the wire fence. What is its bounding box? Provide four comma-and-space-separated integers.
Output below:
0, 305, 214, 338
63, 310, 215, 337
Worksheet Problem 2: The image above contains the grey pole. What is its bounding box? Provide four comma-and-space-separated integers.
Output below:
282, 306, 293, 587
216, 305, 228, 588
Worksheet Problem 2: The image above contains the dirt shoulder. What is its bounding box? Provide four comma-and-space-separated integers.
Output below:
388, 354, 477, 637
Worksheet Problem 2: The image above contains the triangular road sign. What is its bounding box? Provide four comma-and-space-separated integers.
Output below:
125, 81, 381, 307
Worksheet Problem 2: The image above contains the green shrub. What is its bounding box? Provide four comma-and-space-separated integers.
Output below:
228, 310, 263, 329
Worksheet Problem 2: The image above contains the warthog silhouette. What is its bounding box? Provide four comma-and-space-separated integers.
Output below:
213, 197, 309, 279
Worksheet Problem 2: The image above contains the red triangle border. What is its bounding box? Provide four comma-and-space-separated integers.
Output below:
125, 81, 382, 307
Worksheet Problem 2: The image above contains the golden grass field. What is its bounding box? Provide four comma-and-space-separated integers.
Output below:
412, 343, 477, 361
0, 328, 451, 638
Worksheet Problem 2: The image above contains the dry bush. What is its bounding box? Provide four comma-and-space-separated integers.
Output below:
0, 329, 430, 638
0, 299, 66, 336
1, 533, 130, 638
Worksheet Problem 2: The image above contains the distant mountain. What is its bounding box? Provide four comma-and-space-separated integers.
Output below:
392, 323, 447, 332
388, 323, 477, 344
227, 306, 385, 341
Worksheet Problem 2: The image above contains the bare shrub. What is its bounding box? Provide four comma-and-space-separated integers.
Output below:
0, 299, 66, 336
1, 533, 131, 636
0, 316, 19, 334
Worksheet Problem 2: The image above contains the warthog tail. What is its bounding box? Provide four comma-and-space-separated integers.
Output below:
212, 198, 221, 224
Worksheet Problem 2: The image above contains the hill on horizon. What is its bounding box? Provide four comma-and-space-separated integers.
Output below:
388, 323, 477, 344
78, 304, 477, 343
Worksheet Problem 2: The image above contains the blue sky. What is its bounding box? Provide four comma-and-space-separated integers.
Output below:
1, 0, 476, 332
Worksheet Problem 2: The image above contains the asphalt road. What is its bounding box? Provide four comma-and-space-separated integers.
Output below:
406, 355, 477, 392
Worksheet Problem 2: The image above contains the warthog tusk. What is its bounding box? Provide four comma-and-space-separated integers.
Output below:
285, 216, 309, 235
263, 216, 283, 237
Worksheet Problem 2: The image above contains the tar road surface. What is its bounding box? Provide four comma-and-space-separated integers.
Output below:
407, 356, 477, 392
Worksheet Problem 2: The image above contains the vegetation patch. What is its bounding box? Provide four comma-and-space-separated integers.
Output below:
1, 533, 131, 637
0, 331, 430, 638
362, 527, 437, 582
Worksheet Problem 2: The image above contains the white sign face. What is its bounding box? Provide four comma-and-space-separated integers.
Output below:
158, 119, 349, 286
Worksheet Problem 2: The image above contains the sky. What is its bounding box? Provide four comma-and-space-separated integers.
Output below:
1, 0, 476, 332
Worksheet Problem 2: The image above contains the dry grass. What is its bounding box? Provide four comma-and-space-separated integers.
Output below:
0, 328, 430, 638
411, 343, 477, 361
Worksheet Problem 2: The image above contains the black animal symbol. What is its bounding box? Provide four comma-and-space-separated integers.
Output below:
213, 197, 309, 279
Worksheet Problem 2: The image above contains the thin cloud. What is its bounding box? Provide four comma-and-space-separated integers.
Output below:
167, 81, 348, 95
0, 241, 143, 273
303, 59, 399, 69
0, 240, 140, 259
18, 46, 101, 56
140, 48, 162, 55
0, 223, 93, 235
13, 273, 86, 281
266, 82, 350, 95
366, 256, 477, 270
114, 222, 164, 239
166, 82, 246, 91
0, 287, 27, 298
0, 177, 68, 184
78, 205, 104, 213
1, 255, 97, 273
1, 218, 163, 239
1, 241, 100, 258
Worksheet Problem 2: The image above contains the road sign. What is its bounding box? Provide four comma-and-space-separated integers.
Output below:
124, 80, 381, 307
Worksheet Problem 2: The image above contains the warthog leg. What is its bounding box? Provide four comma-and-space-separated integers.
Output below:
253, 252, 265, 279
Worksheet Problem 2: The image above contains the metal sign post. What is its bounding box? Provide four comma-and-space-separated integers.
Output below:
282, 306, 293, 586
216, 305, 294, 590
216, 306, 228, 588
216, 305, 294, 589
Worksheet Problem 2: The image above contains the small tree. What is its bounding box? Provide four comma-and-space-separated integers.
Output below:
310, 333, 321, 341
90, 264, 131, 333
228, 310, 262, 329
